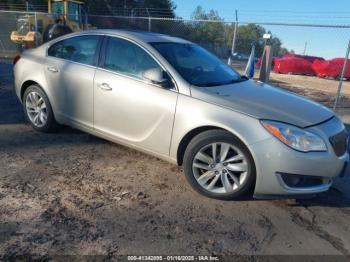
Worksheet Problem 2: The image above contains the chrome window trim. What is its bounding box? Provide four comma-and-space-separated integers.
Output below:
96, 66, 177, 92
45, 33, 104, 69
45, 32, 105, 55
45, 32, 178, 91
45, 56, 98, 70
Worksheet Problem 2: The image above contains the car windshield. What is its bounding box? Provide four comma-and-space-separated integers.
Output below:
151, 42, 246, 87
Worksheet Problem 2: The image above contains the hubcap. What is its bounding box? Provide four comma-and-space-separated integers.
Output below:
25, 91, 47, 128
192, 142, 248, 194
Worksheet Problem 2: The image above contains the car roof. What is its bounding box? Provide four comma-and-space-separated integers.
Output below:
71, 29, 191, 44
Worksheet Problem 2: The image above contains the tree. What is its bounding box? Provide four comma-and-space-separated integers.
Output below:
81, 0, 176, 31
2, 1, 290, 58
235, 24, 266, 56
233, 25, 288, 57
187, 6, 291, 58
1, 0, 176, 17
190, 6, 226, 44
84, 0, 176, 17
0, 0, 47, 11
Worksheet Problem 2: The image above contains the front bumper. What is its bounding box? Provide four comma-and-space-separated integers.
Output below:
250, 117, 349, 198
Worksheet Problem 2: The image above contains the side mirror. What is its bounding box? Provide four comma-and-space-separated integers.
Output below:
143, 68, 173, 88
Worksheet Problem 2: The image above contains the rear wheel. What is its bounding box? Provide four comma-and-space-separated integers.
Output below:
183, 130, 256, 200
23, 85, 56, 132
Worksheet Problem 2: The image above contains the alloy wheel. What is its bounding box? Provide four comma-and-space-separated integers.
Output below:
25, 91, 48, 128
192, 142, 249, 194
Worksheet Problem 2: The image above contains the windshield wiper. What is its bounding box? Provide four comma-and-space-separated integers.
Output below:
228, 75, 249, 84
198, 76, 248, 87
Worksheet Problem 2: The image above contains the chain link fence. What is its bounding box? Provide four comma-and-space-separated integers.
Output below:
0, 10, 23, 57
1, 10, 350, 109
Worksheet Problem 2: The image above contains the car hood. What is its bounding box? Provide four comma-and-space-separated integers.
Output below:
190, 79, 334, 128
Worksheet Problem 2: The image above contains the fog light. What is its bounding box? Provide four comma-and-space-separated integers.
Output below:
278, 173, 324, 188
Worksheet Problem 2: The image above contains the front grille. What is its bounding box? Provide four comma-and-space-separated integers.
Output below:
329, 130, 349, 157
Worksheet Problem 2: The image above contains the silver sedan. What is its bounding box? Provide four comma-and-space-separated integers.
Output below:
13, 30, 349, 199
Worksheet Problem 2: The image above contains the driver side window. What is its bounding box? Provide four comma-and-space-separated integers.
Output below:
102, 36, 161, 80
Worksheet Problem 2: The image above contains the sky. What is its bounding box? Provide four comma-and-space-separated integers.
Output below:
173, 0, 350, 58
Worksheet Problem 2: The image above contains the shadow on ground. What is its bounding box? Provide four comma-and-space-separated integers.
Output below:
1, 60, 23, 125
294, 188, 350, 208
0, 82, 25, 125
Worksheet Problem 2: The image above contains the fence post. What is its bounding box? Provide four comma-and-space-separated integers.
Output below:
231, 22, 237, 52
333, 39, 350, 111
259, 45, 273, 83
146, 8, 151, 32
34, 12, 37, 31
228, 10, 238, 65
0, 40, 5, 50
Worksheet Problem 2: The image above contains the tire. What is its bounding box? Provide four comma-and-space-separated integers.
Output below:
43, 24, 73, 43
23, 85, 56, 132
183, 129, 256, 200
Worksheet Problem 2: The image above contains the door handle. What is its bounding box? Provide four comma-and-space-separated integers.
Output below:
98, 82, 112, 91
47, 66, 58, 73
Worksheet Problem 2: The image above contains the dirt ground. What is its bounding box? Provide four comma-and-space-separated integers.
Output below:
234, 63, 350, 109
269, 72, 350, 108
271, 72, 350, 96
1, 60, 350, 260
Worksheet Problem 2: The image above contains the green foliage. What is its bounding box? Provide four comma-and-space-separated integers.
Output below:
84, 0, 176, 17
1, 0, 47, 11
235, 24, 266, 56
149, 6, 291, 58
2, 1, 290, 58
1, 0, 176, 16
190, 6, 226, 44
186, 6, 291, 58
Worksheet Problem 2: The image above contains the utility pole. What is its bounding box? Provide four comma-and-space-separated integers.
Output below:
228, 9, 238, 65
303, 42, 307, 55
334, 39, 350, 110
232, 9, 238, 55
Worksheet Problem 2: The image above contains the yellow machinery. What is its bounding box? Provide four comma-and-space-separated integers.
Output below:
48, 0, 86, 32
11, 0, 88, 48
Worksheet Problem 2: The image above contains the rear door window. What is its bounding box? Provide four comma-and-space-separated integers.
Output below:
48, 35, 100, 66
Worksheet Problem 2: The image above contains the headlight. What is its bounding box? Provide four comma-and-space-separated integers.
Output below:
261, 120, 327, 152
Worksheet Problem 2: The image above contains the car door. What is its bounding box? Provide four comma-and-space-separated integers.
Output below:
45, 35, 101, 129
93, 36, 178, 155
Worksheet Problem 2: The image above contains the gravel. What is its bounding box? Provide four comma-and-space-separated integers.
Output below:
1, 62, 350, 259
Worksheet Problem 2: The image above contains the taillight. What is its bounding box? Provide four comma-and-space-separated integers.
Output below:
13, 55, 21, 65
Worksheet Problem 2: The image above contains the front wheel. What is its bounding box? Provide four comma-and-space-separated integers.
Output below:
183, 130, 256, 200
